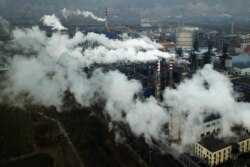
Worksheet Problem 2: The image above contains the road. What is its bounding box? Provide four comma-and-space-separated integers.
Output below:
38, 112, 85, 167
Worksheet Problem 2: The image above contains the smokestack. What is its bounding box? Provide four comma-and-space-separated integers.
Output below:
168, 58, 175, 88
75, 27, 80, 33
231, 22, 234, 35
155, 59, 161, 100
104, 7, 110, 32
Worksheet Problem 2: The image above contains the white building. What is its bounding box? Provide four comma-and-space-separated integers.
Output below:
199, 114, 222, 139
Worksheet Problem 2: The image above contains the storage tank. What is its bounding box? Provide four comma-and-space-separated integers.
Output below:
176, 27, 199, 49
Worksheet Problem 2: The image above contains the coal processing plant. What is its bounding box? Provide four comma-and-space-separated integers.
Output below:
84, 57, 181, 101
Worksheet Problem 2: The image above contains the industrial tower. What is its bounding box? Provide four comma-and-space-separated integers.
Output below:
104, 7, 110, 32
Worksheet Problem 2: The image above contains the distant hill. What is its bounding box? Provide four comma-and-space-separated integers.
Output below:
0, 0, 249, 22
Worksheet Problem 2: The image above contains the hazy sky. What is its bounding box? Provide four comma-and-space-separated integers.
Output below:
0, 0, 250, 21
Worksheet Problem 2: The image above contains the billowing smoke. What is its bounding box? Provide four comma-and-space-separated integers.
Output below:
164, 65, 250, 151
0, 16, 10, 34
1, 15, 250, 154
1, 15, 170, 143
10, 24, 172, 66
41, 15, 67, 30
62, 8, 105, 22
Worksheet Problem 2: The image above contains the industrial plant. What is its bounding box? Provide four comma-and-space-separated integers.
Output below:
1, 1, 250, 167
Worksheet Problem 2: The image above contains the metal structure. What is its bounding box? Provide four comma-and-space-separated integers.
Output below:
155, 59, 161, 100
168, 58, 175, 88
104, 7, 110, 32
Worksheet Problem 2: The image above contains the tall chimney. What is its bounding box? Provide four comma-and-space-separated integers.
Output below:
231, 22, 234, 35
104, 7, 110, 32
168, 58, 175, 88
155, 59, 161, 100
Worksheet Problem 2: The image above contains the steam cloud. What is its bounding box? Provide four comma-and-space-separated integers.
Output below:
164, 65, 250, 150
0, 16, 10, 34
41, 14, 67, 30
1, 15, 171, 142
1, 15, 250, 153
62, 8, 105, 22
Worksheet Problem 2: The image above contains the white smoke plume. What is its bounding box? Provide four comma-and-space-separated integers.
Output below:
83, 32, 162, 50
10, 25, 172, 66
62, 8, 105, 22
2, 15, 250, 154
41, 14, 67, 30
164, 65, 250, 151
1, 15, 171, 143
0, 16, 10, 34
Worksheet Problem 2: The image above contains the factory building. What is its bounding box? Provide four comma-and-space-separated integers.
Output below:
231, 55, 250, 76
189, 39, 216, 71
233, 65, 250, 76
169, 113, 222, 142
199, 114, 221, 139
238, 138, 250, 153
85, 57, 176, 100
195, 136, 232, 167
235, 43, 250, 54
232, 77, 250, 102
193, 30, 223, 51
195, 126, 250, 167
223, 35, 241, 54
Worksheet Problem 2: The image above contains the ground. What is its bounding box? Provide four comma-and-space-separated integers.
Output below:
43, 106, 148, 167
0, 104, 82, 167
0, 103, 148, 167
1, 153, 54, 167
31, 111, 82, 167
0, 104, 33, 159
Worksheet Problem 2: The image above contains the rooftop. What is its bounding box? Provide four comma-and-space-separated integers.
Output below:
234, 63, 250, 69
231, 126, 250, 142
198, 136, 231, 152
203, 113, 221, 123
